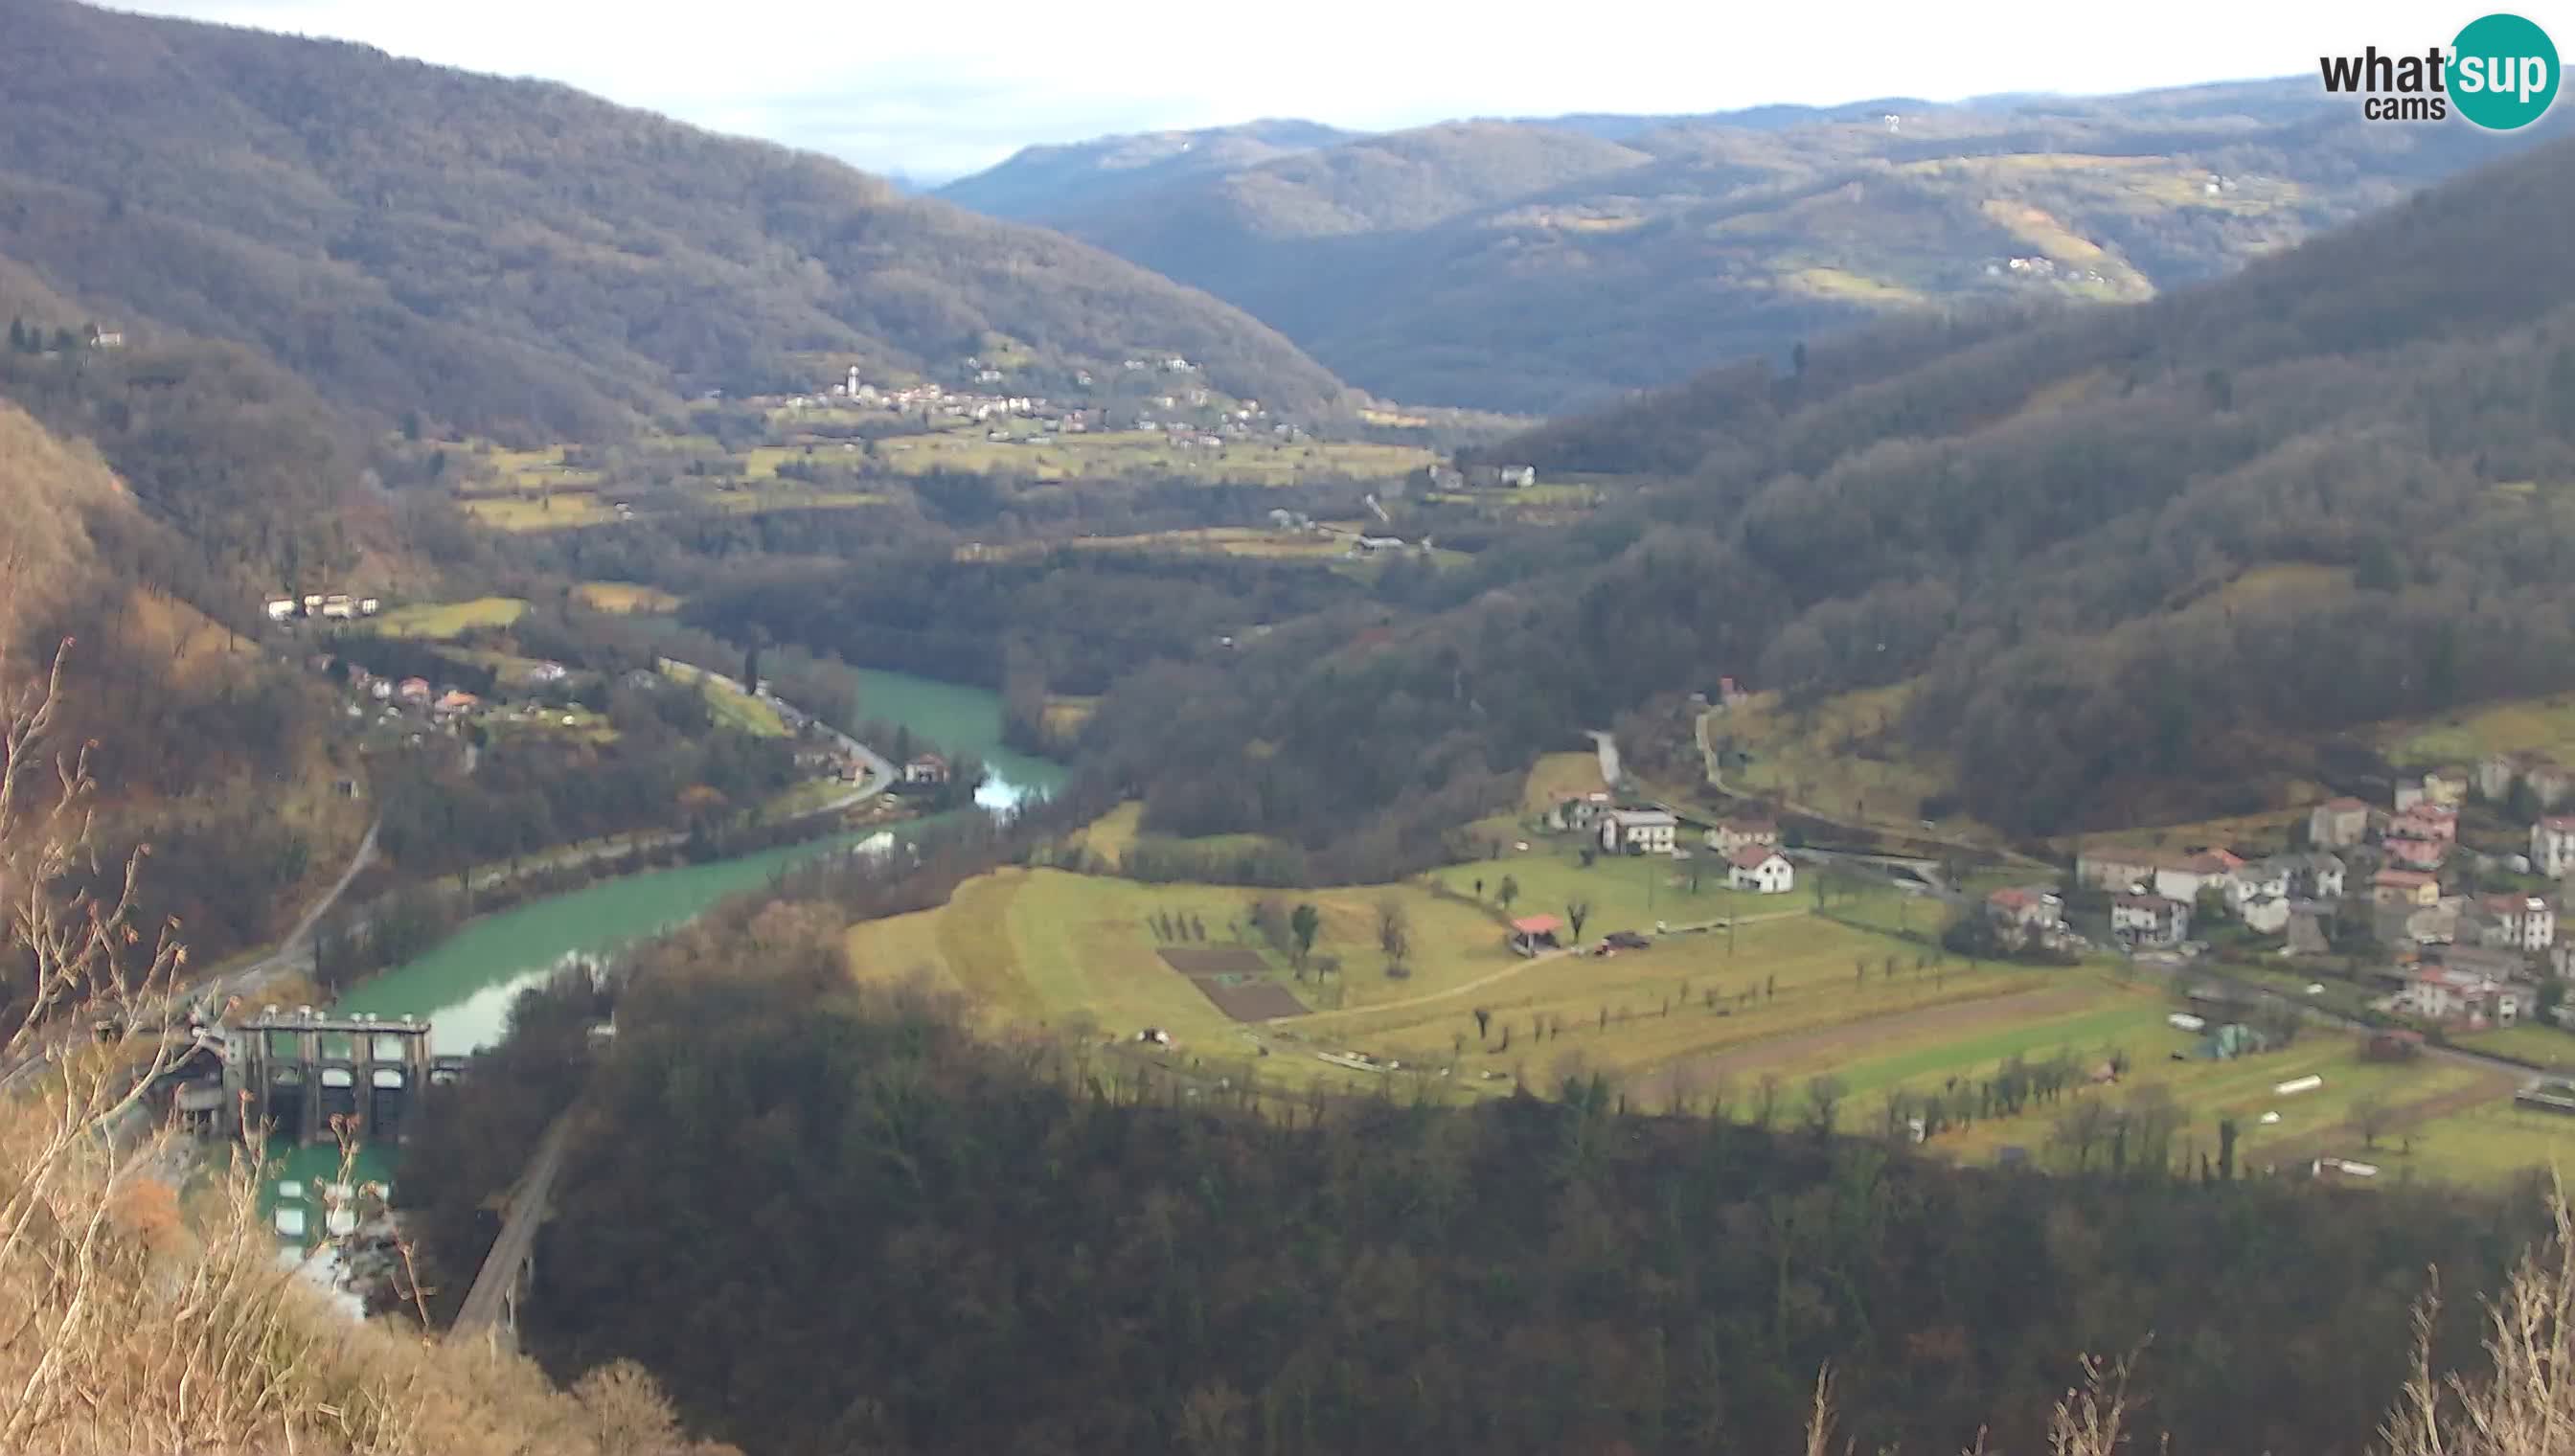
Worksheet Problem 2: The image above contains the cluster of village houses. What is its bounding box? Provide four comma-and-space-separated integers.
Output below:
264, 591, 380, 623
2016, 755, 2575, 1033
1544, 793, 1798, 896
768, 356, 1302, 452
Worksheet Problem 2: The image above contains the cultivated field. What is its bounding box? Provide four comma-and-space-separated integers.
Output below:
2384, 690, 2575, 770
834, 748, 2575, 1185
2384, 1099, 2575, 1186
1071, 803, 1287, 869
1701, 683, 1969, 832
574, 581, 683, 614
367, 597, 528, 640
1425, 842, 1784, 938
876, 426, 1432, 486
462, 483, 889, 533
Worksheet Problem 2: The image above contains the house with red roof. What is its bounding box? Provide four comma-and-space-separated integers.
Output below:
1506, 915, 1562, 956
1702, 816, 1779, 856
2390, 804, 2457, 843
2404, 965, 2530, 1028
1726, 845, 1794, 894
1985, 885, 2062, 932
2382, 836, 2449, 872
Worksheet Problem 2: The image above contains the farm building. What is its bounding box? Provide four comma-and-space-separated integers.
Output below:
1506, 916, 1562, 957
1725, 846, 1794, 894
902, 753, 951, 785
1703, 817, 1779, 855
2074, 849, 2161, 893
1600, 809, 1678, 855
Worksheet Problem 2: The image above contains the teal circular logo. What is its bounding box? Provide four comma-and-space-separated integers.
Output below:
2451, 12, 2559, 129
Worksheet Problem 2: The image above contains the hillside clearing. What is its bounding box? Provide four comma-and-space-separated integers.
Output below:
367, 597, 528, 640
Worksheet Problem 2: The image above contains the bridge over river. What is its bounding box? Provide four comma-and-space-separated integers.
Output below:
451, 1115, 572, 1349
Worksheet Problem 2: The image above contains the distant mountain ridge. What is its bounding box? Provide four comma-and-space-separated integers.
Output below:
939, 80, 2558, 412
0, 0, 1351, 442
937, 118, 1360, 218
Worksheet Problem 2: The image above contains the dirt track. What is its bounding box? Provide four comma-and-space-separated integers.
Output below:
1658, 982, 2109, 1081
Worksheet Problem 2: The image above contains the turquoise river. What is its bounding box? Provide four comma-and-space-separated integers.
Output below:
262, 669, 1067, 1233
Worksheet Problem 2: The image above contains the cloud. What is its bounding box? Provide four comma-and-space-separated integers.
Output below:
108, 0, 2455, 180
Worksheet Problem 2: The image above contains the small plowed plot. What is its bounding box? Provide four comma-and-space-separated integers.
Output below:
1161, 946, 1307, 1021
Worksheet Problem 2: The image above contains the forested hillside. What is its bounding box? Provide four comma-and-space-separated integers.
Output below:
1040, 131, 2575, 857
0, 337, 381, 968
435, 931, 2539, 1456
946, 81, 2557, 411
0, 0, 1348, 443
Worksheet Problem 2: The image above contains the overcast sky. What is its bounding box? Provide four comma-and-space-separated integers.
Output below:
111, 0, 2506, 181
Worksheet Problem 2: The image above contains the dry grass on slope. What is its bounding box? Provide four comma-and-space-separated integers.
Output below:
0, 647, 736, 1455
0, 398, 122, 643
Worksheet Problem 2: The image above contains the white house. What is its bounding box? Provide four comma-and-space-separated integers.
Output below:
263, 599, 297, 623
902, 753, 950, 785
2153, 850, 2243, 905
2111, 893, 2190, 946
2477, 894, 2557, 952
2239, 894, 2291, 936
1726, 846, 1794, 894
2533, 817, 2575, 878
1601, 809, 1678, 855
2271, 852, 2347, 901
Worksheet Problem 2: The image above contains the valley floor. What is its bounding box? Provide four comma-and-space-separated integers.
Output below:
844, 780, 2575, 1189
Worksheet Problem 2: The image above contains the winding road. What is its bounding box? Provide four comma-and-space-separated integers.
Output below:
1, 816, 384, 1093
